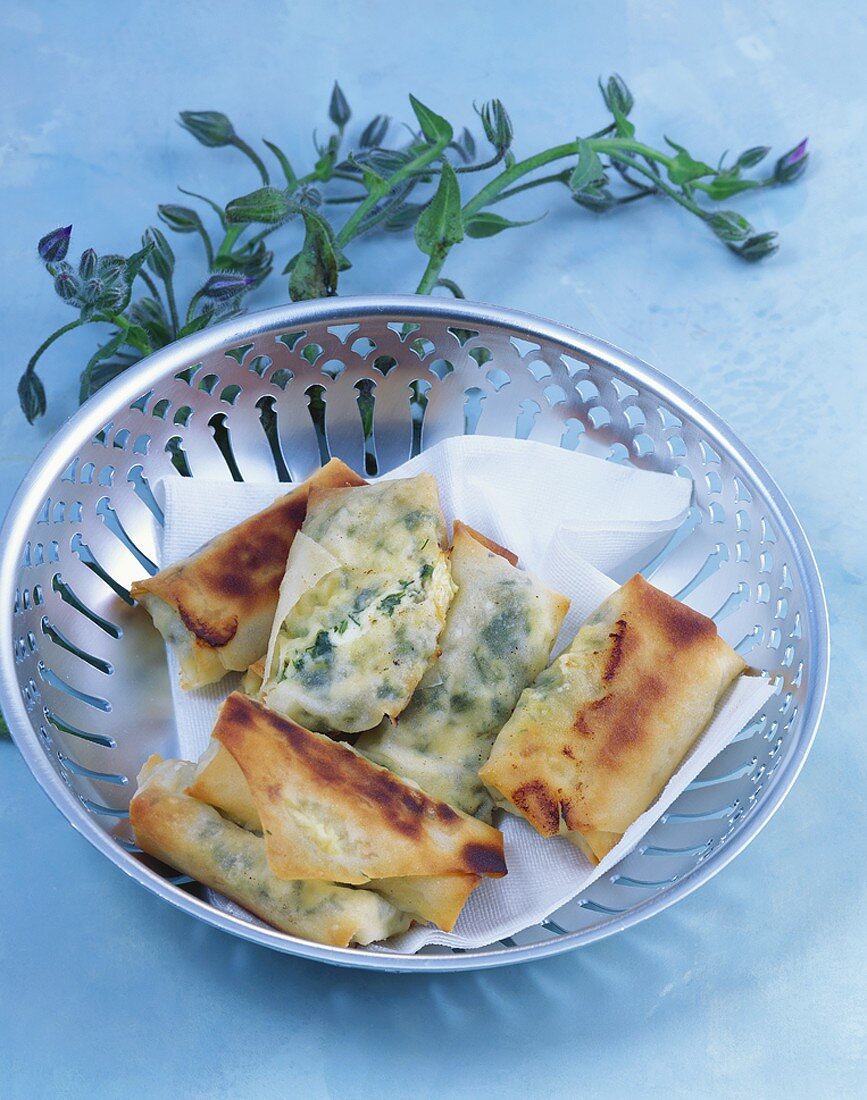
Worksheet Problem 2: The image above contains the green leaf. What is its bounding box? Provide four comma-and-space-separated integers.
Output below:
360, 115, 390, 148
79, 330, 127, 404
460, 126, 476, 160
178, 187, 228, 230
0, 708, 9, 739
409, 94, 453, 146
313, 133, 340, 181
125, 242, 154, 284
121, 323, 153, 354
571, 184, 617, 212
568, 139, 605, 193
414, 160, 463, 256
115, 242, 154, 311
384, 201, 428, 232
263, 139, 297, 186
608, 96, 635, 139
664, 137, 715, 186
347, 154, 389, 198
464, 210, 545, 239
129, 297, 172, 345
178, 309, 217, 337
287, 209, 349, 300
226, 186, 291, 225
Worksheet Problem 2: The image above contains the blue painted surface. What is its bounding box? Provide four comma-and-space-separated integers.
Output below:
1, 2, 864, 1096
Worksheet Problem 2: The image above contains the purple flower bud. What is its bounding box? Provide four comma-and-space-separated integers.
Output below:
784, 138, 808, 166
775, 138, 809, 183
198, 273, 255, 302
38, 225, 72, 264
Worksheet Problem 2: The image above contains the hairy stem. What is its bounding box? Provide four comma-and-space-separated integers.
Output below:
491, 170, 571, 204
600, 152, 709, 217
232, 137, 270, 186
162, 275, 180, 335
415, 247, 451, 295
196, 225, 215, 267
215, 224, 244, 265
336, 136, 452, 247
136, 268, 164, 303
455, 151, 505, 175
24, 318, 85, 376
462, 142, 581, 218
99, 312, 153, 353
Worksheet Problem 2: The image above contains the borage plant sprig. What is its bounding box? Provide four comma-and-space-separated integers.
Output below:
20, 75, 809, 423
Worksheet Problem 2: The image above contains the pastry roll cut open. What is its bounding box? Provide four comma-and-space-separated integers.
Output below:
356, 522, 569, 820
187, 739, 479, 931
259, 474, 455, 733
213, 692, 507, 885
479, 574, 746, 864
131, 459, 365, 690
130, 756, 411, 947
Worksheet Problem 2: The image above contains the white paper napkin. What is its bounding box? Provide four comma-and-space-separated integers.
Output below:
153, 436, 773, 952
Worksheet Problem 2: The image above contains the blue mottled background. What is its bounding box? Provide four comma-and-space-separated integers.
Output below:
1, 2, 864, 1096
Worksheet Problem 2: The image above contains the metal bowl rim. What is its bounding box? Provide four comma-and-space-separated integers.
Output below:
0, 294, 830, 972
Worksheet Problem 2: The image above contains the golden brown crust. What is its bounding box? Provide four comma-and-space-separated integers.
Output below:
371, 873, 479, 932
187, 739, 480, 929
131, 459, 366, 678
480, 574, 746, 862
213, 693, 507, 884
452, 521, 519, 567
130, 756, 411, 946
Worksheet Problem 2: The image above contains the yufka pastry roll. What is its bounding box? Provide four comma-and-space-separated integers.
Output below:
259, 475, 455, 733
187, 739, 478, 932
356, 522, 569, 821
130, 756, 411, 947
131, 459, 366, 690
212, 693, 506, 885
479, 574, 746, 864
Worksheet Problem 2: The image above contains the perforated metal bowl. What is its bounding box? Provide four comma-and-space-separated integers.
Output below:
0, 296, 828, 971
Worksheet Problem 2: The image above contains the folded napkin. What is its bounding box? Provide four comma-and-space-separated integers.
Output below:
154, 436, 773, 951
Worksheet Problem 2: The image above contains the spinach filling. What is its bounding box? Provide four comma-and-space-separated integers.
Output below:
290, 629, 335, 687
481, 603, 529, 659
